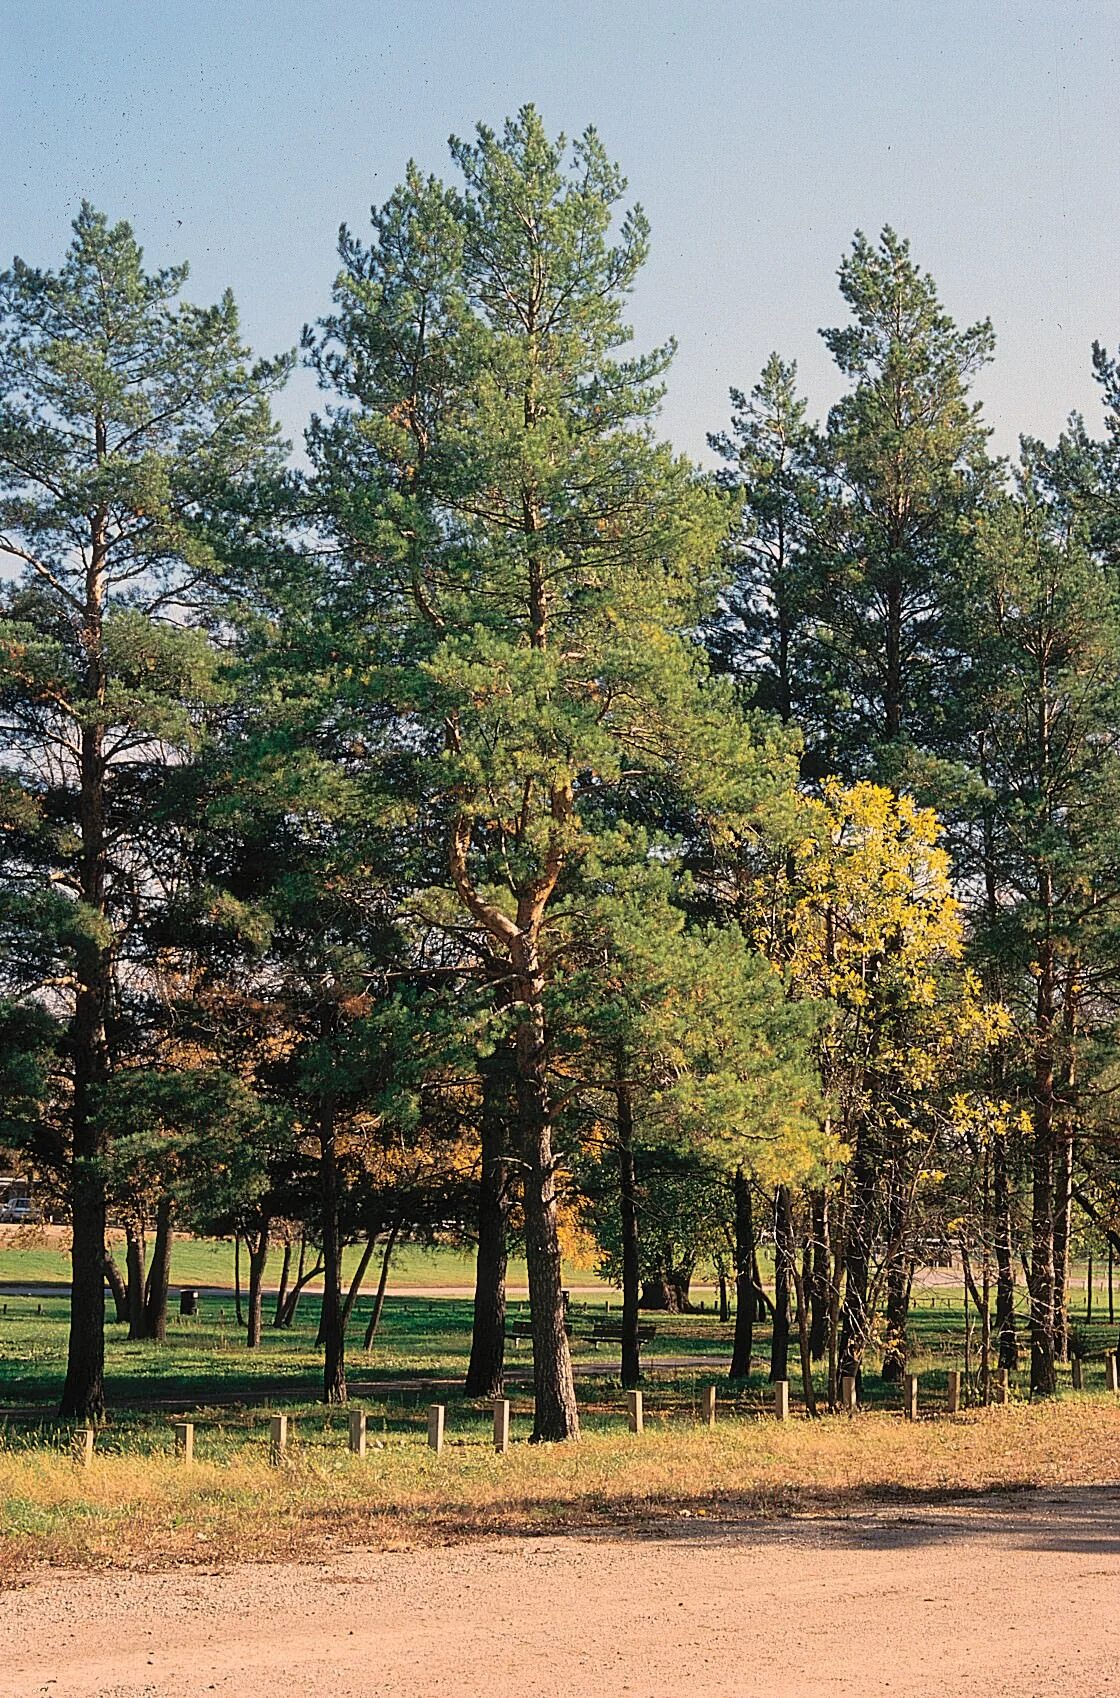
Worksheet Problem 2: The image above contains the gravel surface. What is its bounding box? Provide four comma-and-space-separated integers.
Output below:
4, 1487, 1119, 1697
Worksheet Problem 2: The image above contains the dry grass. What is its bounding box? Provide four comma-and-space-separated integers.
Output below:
3, 1396, 1119, 1582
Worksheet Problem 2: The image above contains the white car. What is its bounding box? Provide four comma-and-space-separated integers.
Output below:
0, 1197, 38, 1224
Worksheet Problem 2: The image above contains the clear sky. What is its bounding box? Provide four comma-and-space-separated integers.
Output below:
3, 0, 1118, 461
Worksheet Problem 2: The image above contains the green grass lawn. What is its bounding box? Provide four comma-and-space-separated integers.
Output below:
0, 1233, 607, 1293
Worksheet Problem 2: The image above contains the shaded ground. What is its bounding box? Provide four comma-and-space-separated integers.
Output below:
4, 1487, 1119, 1697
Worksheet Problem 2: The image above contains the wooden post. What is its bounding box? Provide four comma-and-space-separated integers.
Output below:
946, 1369, 961, 1414
904, 1373, 919, 1420
1106, 1351, 1119, 1394
996, 1367, 1010, 1404
427, 1403, 445, 1453
626, 1389, 643, 1434
702, 1384, 717, 1428
173, 1421, 194, 1462
840, 1373, 857, 1414
348, 1409, 367, 1457
72, 1427, 94, 1468
1071, 1357, 1084, 1391
493, 1398, 510, 1454
269, 1413, 288, 1464
773, 1380, 789, 1421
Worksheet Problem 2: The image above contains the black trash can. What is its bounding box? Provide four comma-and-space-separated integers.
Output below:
179, 1287, 199, 1317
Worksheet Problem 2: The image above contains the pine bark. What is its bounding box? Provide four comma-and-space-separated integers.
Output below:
769, 1184, 793, 1382
465, 1043, 510, 1398
143, 1196, 173, 1343
319, 1096, 346, 1404
730, 1167, 755, 1378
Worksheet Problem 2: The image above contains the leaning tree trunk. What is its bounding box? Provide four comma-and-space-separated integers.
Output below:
341, 1232, 379, 1334
103, 1245, 128, 1324
512, 937, 579, 1443
730, 1167, 755, 1379
143, 1195, 173, 1343
616, 1078, 641, 1392
465, 1042, 511, 1398
363, 1222, 401, 1349
769, 1184, 793, 1383
319, 1095, 347, 1405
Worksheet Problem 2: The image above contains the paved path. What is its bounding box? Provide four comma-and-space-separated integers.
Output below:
4, 1488, 1120, 1696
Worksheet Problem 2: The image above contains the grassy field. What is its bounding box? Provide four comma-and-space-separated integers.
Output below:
3, 1251, 1119, 1579
0, 1229, 600, 1293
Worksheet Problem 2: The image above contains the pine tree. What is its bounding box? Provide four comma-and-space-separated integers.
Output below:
0, 206, 288, 1417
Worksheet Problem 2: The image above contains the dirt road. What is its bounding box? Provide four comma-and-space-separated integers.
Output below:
4, 1488, 1119, 1697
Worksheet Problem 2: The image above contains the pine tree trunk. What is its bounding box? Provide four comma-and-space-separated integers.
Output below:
512, 937, 578, 1443
1029, 932, 1057, 1397
993, 1131, 1018, 1368
769, 1184, 793, 1382
125, 1224, 146, 1340
233, 1234, 244, 1328
465, 1043, 510, 1397
839, 1134, 876, 1381
143, 1196, 173, 1343
319, 1097, 346, 1404
809, 1189, 829, 1360
730, 1167, 754, 1379
616, 1078, 640, 1392
246, 1221, 270, 1348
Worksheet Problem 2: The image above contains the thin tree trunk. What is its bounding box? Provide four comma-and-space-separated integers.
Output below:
364, 1221, 401, 1349
839, 1128, 876, 1382
791, 1244, 818, 1417
341, 1232, 379, 1334
245, 1220, 270, 1348
1029, 931, 1057, 1397
809, 1189, 829, 1360
281, 1234, 307, 1328
273, 1236, 293, 1328
616, 1078, 640, 1392
769, 1185, 793, 1382
143, 1196, 173, 1343
319, 1095, 346, 1404
103, 1245, 128, 1324
125, 1223, 146, 1341
730, 1167, 754, 1379
465, 1041, 510, 1397
233, 1234, 244, 1329
993, 1131, 1018, 1368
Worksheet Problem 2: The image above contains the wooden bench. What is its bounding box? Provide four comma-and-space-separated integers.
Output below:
588, 1320, 657, 1347
509, 1320, 572, 1347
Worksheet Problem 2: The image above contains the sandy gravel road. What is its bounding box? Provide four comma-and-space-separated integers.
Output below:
4, 1488, 1119, 1698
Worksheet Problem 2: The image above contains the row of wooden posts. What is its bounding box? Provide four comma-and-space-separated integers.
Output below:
67, 1351, 1120, 1466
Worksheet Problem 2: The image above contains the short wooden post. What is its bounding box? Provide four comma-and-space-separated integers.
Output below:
348, 1408, 367, 1457
427, 1403, 445, 1453
1106, 1351, 1119, 1394
996, 1367, 1010, 1404
626, 1389, 643, 1434
493, 1398, 510, 1454
1071, 1357, 1084, 1391
269, 1413, 288, 1464
72, 1426, 94, 1468
904, 1373, 919, 1420
946, 1369, 961, 1414
173, 1421, 194, 1462
773, 1380, 789, 1421
841, 1373, 857, 1414
702, 1384, 717, 1428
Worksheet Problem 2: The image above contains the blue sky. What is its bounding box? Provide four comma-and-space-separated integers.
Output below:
4, 0, 1118, 460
